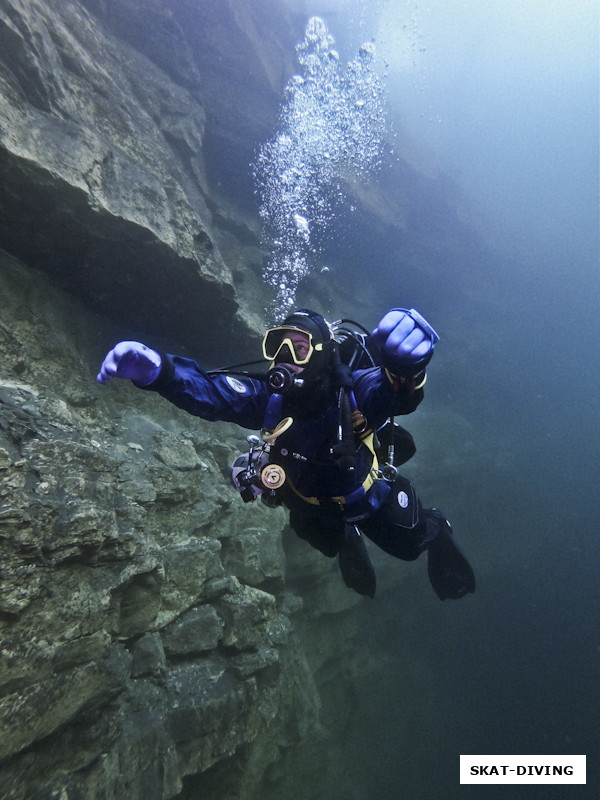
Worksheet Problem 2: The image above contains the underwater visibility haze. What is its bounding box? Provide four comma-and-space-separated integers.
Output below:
0, 0, 597, 798
255, 1, 599, 798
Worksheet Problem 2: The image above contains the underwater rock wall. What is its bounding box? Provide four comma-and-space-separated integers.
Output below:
0, 0, 296, 361
0, 3, 428, 798
0, 3, 377, 796
0, 251, 382, 799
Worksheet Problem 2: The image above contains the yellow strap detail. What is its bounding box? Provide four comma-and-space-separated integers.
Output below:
287, 431, 379, 506
360, 432, 379, 493
413, 372, 427, 390
261, 416, 293, 443
385, 368, 427, 390
287, 480, 345, 506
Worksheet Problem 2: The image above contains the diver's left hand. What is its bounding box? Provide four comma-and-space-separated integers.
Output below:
372, 308, 439, 375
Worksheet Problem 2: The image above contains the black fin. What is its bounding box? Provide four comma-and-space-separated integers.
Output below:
427, 514, 475, 600
339, 525, 376, 598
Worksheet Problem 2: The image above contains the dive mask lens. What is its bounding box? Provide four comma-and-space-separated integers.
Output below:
262, 327, 315, 365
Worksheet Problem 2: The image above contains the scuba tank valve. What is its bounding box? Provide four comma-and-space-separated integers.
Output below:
247, 434, 261, 459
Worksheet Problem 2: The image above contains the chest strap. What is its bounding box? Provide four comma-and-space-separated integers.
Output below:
262, 390, 381, 506
287, 430, 380, 507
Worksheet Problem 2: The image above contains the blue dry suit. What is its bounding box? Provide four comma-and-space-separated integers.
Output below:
146, 353, 428, 561
97, 308, 475, 599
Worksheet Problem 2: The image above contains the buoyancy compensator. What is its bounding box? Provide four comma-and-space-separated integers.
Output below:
227, 316, 417, 504
330, 319, 417, 476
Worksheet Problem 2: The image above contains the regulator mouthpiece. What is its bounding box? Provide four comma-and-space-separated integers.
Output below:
267, 366, 304, 394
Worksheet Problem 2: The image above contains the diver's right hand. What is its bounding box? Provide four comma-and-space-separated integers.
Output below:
96, 341, 161, 386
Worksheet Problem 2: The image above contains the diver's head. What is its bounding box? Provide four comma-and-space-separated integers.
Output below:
262, 309, 334, 393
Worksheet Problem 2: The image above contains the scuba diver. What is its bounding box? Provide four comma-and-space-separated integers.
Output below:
97, 308, 475, 600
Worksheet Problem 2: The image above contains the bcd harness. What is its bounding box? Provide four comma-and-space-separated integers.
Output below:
228, 319, 414, 510
259, 386, 382, 510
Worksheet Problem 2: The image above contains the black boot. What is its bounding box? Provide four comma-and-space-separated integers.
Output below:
425, 509, 475, 600
339, 525, 377, 598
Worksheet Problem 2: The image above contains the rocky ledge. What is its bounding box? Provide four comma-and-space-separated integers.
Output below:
1, 250, 393, 799
0, 2, 425, 797
0, 0, 299, 361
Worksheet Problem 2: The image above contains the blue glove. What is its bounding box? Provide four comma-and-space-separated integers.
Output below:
96, 341, 162, 386
371, 308, 439, 376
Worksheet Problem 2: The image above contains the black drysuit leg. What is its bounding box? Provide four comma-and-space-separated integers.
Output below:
286, 498, 376, 596
359, 475, 475, 599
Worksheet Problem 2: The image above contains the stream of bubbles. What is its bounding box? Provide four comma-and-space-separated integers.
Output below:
253, 16, 387, 318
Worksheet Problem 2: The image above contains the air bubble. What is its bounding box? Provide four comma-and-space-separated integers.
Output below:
253, 16, 387, 317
